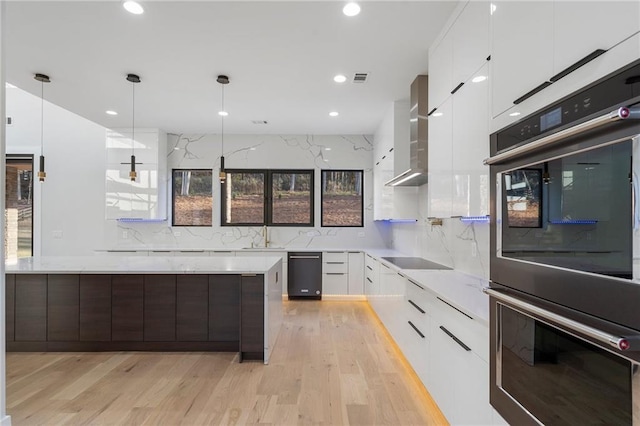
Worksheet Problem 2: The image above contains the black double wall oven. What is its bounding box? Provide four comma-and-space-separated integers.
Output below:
487, 59, 640, 425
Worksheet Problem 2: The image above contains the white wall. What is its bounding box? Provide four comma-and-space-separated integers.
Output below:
6, 87, 390, 254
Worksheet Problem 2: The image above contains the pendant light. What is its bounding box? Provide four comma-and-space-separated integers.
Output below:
217, 75, 229, 184
34, 73, 50, 182
126, 73, 141, 181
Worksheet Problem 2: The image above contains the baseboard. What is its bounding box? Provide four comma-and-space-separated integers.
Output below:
282, 294, 367, 301
321, 294, 367, 301
1, 415, 12, 426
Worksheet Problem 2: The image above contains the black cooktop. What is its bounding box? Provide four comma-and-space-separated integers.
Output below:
381, 257, 451, 270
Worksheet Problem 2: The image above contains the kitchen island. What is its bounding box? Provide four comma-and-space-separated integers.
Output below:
5, 256, 283, 364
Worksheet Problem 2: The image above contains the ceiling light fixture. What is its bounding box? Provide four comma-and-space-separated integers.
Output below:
333, 74, 347, 83
126, 73, 141, 181
217, 74, 230, 184
343, 2, 361, 16
123, 0, 144, 15
472, 75, 487, 83
329, 111, 339, 117
106, 110, 118, 116
34, 73, 50, 183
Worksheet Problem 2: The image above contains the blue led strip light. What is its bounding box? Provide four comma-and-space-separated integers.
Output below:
549, 219, 598, 225
460, 216, 490, 223
116, 218, 167, 223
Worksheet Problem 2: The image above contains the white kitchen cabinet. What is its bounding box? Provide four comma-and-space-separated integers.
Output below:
427, 97, 453, 218
429, 31, 453, 110
322, 251, 349, 295
364, 254, 380, 298
490, 1, 554, 118
553, 2, 640, 80
429, 296, 492, 425
347, 252, 364, 295
105, 128, 167, 220
451, 64, 490, 217
373, 150, 395, 220
451, 1, 490, 87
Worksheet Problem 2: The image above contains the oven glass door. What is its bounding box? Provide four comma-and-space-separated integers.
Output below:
497, 135, 638, 280
498, 303, 634, 425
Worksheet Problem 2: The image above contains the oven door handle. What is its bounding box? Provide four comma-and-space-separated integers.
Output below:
484, 106, 640, 165
484, 288, 635, 351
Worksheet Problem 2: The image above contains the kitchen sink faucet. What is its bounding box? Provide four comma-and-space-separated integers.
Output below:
262, 225, 270, 248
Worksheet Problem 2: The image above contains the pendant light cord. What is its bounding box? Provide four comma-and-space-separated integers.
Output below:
40, 80, 44, 156
221, 84, 225, 155
132, 80, 135, 157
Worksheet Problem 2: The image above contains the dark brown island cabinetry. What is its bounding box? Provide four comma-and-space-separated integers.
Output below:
6, 273, 265, 361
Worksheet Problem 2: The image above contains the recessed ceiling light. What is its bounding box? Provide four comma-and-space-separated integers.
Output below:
343, 2, 361, 17
329, 111, 339, 117
105, 110, 118, 116
472, 75, 487, 83
218, 111, 229, 117
432, 112, 443, 117
509, 112, 521, 117
123, 1, 144, 15
333, 74, 347, 83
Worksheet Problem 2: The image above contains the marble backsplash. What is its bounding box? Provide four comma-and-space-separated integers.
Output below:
103, 133, 392, 250
388, 188, 490, 280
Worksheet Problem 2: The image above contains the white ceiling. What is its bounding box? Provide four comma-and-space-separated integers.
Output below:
5, 1, 456, 135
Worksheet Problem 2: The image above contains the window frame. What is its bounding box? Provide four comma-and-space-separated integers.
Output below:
171, 168, 214, 227
320, 169, 364, 228
221, 168, 315, 227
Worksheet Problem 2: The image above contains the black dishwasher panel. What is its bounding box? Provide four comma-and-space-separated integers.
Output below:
287, 252, 322, 300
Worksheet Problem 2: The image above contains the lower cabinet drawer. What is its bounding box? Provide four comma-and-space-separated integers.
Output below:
323, 273, 348, 295
433, 297, 489, 362
323, 262, 348, 274
324, 251, 348, 263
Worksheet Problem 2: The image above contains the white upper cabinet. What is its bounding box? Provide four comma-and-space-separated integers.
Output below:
427, 97, 453, 218
429, 34, 453, 110
451, 1, 490, 87
491, 1, 640, 120
553, 1, 640, 78
451, 64, 490, 218
490, 1, 554, 118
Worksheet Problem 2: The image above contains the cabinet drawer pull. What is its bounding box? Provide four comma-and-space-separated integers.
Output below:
366, 277, 373, 283
326, 262, 344, 265
366, 266, 373, 271
450, 81, 464, 95
439, 326, 471, 351
382, 264, 391, 269
408, 279, 424, 290
326, 273, 345, 276
513, 81, 552, 105
437, 297, 473, 320
408, 321, 425, 339
408, 299, 425, 314
550, 49, 606, 82
290, 255, 320, 259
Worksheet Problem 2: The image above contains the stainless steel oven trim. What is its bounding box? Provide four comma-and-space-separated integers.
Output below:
485, 106, 639, 165
485, 288, 633, 351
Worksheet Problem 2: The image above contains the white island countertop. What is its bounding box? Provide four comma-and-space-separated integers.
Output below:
6, 255, 281, 274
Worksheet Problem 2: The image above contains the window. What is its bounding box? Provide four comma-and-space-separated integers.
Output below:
172, 169, 213, 226
222, 169, 314, 226
5, 155, 34, 261
321, 170, 363, 227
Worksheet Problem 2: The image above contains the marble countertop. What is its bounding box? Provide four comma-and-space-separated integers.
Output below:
363, 251, 489, 323
401, 269, 489, 323
5, 256, 281, 275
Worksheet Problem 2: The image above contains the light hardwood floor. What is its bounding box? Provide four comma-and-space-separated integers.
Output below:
7, 301, 448, 425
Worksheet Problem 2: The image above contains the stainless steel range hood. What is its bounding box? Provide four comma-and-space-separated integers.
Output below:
385, 75, 428, 186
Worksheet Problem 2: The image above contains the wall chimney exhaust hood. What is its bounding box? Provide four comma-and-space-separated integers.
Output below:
385, 75, 428, 186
